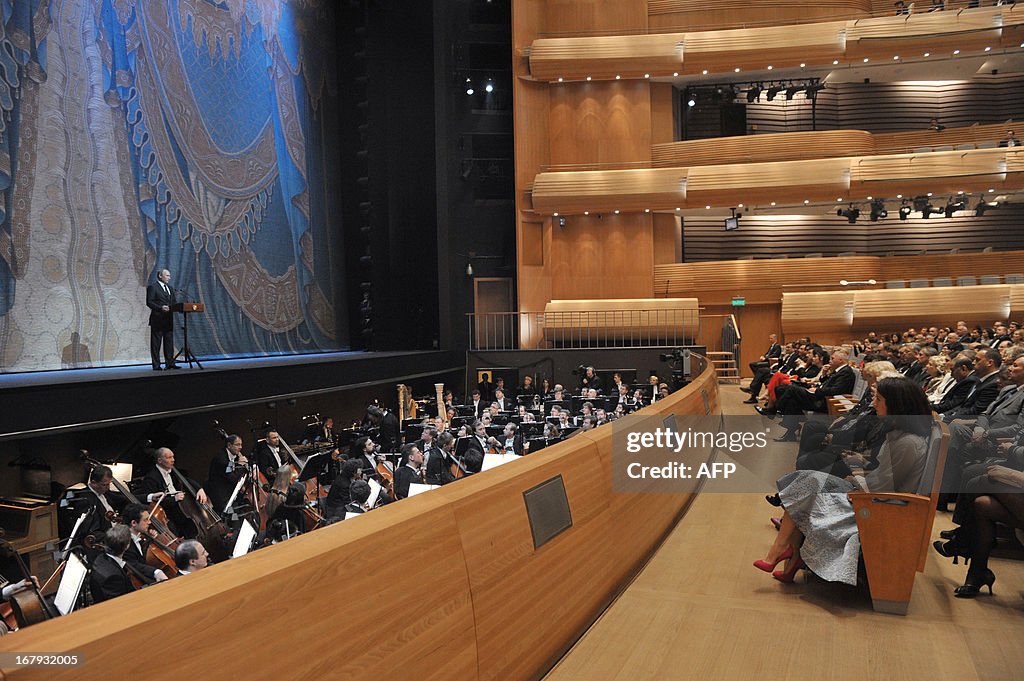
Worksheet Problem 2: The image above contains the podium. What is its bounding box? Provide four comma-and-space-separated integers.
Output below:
171, 301, 205, 369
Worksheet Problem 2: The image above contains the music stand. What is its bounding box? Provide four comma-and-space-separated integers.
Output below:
171, 302, 205, 369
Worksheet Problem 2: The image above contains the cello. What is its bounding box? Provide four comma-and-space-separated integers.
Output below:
0, 529, 54, 629
81, 453, 180, 577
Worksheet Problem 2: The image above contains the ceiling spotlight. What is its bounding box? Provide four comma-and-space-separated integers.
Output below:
944, 197, 966, 218
837, 206, 860, 224
870, 199, 888, 222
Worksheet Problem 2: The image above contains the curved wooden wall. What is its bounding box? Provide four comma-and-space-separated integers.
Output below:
528, 7, 1024, 81
532, 147, 1024, 215
652, 130, 876, 168
648, 123, 1016, 170
782, 285, 1017, 336
0, 364, 721, 681
654, 250, 1024, 305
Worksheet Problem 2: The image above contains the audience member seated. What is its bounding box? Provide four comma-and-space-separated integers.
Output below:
754, 377, 932, 585
771, 349, 857, 441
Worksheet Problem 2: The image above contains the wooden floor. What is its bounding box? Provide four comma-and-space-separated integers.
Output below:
547, 385, 1024, 681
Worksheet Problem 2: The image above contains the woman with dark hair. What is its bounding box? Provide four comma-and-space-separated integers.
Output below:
753, 377, 932, 584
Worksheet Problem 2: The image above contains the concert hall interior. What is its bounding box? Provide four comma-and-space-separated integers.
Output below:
3, 0, 1024, 679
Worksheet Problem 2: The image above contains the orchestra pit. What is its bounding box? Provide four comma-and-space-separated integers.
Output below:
1, 0, 1024, 679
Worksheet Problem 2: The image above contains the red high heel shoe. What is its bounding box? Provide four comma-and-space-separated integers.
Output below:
753, 545, 793, 573
772, 555, 806, 583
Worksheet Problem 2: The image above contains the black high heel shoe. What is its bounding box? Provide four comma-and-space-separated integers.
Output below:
954, 568, 995, 598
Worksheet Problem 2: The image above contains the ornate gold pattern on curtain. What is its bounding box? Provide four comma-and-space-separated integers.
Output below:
214, 248, 303, 333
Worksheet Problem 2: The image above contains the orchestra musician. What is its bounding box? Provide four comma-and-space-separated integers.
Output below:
81, 465, 128, 536
141, 447, 209, 538
122, 504, 169, 583
488, 422, 524, 456
324, 459, 364, 520
206, 434, 249, 516
174, 540, 209, 575
344, 480, 372, 517
89, 524, 136, 603
393, 443, 424, 500
254, 430, 291, 482
366, 405, 400, 451
426, 431, 457, 485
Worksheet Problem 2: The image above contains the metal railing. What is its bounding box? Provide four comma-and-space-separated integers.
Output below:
467, 309, 701, 350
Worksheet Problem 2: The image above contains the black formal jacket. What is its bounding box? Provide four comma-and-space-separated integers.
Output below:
206, 450, 249, 514
90, 553, 135, 603
254, 442, 291, 481
933, 375, 978, 415
945, 371, 1000, 422
145, 282, 175, 332
393, 464, 422, 500
124, 536, 159, 581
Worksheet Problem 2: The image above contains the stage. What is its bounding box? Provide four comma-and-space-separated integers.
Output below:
0, 350, 464, 440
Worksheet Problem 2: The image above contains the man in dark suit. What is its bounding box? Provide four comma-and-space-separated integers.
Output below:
254, 431, 292, 482
393, 443, 424, 500
146, 268, 178, 371
942, 349, 1002, 423
89, 524, 136, 603
122, 503, 169, 583
933, 358, 977, 414
78, 465, 128, 537
748, 333, 782, 374
774, 350, 858, 441
140, 447, 207, 539
206, 434, 249, 515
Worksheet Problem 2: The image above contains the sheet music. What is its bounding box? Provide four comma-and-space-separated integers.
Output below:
366, 478, 382, 508
63, 512, 90, 553
224, 473, 249, 514
54, 552, 88, 616
408, 482, 440, 497
482, 453, 519, 471
232, 520, 258, 558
